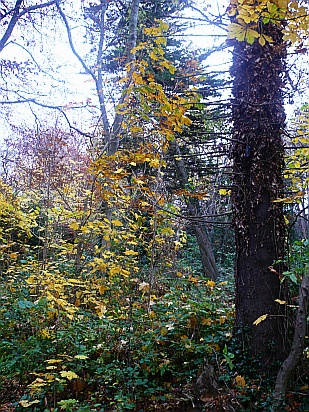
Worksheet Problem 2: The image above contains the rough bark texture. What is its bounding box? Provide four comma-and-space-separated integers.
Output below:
230, 24, 289, 369
273, 273, 309, 407
171, 140, 218, 280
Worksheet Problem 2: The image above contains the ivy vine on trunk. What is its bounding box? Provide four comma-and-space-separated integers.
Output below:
230, 22, 289, 370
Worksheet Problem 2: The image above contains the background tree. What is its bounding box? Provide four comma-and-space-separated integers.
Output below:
57, 0, 226, 279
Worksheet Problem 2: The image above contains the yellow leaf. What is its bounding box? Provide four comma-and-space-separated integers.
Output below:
235, 375, 246, 387
275, 299, 287, 305
114, 168, 124, 174
28, 378, 47, 388
109, 266, 121, 276
67, 278, 82, 284
96, 303, 107, 317
139, 281, 149, 292
98, 284, 107, 294
228, 20, 259, 44
112, 219, 122, 227
45, 373, 55, 381
69, 221, 79, 230
282, 30, 299, 44
207, 280, 216, 288
149, 51, 159, 61
160, 326, 168, 336
188, 274, 199, 284
74, 355, 89, 359
121, 268, 130, 276
276, 0, 288, 8
149, 158, 160, 168
9, 252, 18, 259
201, 317, 212, 326
60, 370, 79, 380
219, 316, 227, 325
228, 22, 246, 42
253, 314, 268, 326
245, 27, 260, 44
124, 249, 139, 256
20, 400, 40, 408
131, 126, 143, 133
259, 35, 266, 46
46, 359, 62, 364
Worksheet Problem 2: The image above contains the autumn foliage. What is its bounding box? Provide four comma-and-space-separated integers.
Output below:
0, 3, 309, 411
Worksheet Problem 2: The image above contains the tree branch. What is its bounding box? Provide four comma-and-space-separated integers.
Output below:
0, 97, 94, 139
0, 0, 57, 53
0, 0, 23, 53
56, 0, 111, 142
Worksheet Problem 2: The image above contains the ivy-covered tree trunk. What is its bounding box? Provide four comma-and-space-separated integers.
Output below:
230, 24, 289, 369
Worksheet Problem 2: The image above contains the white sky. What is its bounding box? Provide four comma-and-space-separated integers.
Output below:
0, 0, 307, 142
0, 0, 232, 142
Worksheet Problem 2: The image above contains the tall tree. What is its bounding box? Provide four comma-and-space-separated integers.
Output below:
231, 21, 287, 369
58, 0, 221, 278
227, 0, 309, 370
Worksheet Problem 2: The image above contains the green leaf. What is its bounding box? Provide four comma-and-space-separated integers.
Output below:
289, 273, 298, 284
245, 28, 259, 44
17, 300, 34, 309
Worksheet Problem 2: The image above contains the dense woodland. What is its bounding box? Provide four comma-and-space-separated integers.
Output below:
1, 0, 309, 411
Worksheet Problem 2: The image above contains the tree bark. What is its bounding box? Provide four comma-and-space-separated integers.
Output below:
230, 24, 289, 369
171, 140, 218, 280
273, 273, 309, 406
109, 0, 140, 155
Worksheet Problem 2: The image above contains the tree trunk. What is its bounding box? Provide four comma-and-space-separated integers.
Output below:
109, 0, 140, 155
171, 140, 218, 280
190, 217, 218, 281
273, 273, 309, 407
230, 24, 289, 369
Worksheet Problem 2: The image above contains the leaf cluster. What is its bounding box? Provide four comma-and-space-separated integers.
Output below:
227, 0, 309, 45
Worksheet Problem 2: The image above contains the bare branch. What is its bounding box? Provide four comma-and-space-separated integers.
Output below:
8, 40, 61, 82
0, 0, 23, 53
0, 0, 58, 53
0, 96, 94, 139
56, 0, 111, 141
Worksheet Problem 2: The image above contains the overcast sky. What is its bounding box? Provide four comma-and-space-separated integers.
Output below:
0, 0, 307, 143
